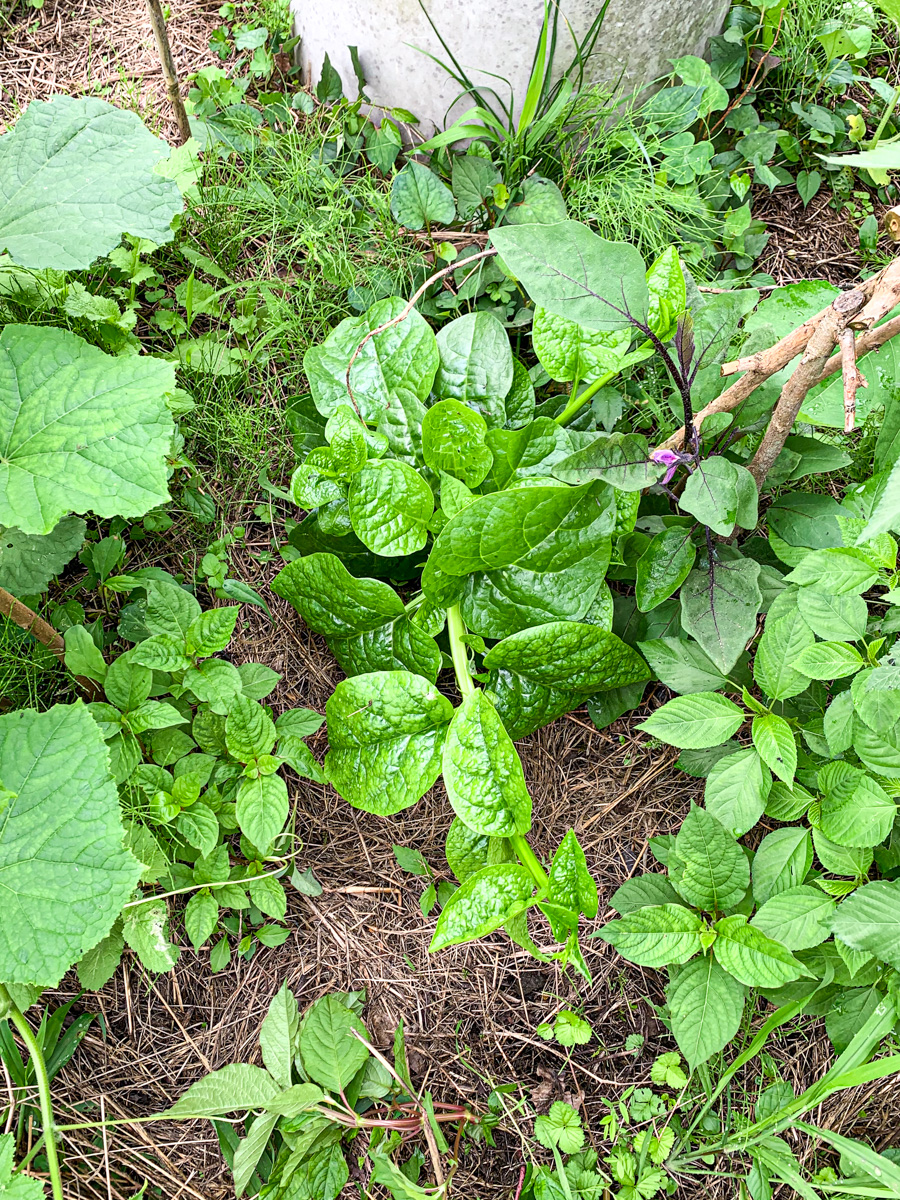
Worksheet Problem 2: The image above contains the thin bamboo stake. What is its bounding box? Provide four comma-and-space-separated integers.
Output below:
145, 0, 191, 145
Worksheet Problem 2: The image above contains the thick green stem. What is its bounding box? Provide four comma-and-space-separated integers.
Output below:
446, 605, 475, 698
552, 369, 617, 427
0, 985, 63, 1200
510, 833, 550, 892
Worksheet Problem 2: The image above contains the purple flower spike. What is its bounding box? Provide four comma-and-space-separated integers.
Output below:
650, 448, 680, 484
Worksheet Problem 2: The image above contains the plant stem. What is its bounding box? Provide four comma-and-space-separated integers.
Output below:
0, 986, 63, 1200
510, 833, 549, 892
552, 369, 617, 427
145, 0, 191, 144
869, 82, 900, 150
446, 605, 475, 699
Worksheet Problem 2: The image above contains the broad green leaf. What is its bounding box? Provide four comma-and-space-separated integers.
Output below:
548, 830, 598, 924
609, 873, 683, 913
263, 1083, 326, 1116
552, 433, 666, 492
670, 804, 749, 912
753, 597, 816, 701
0, 324, 175, 534
451, 154, 500, 218
430, 863, 535, 950
859, 455, 900, 541
637, 637, 732, 695
486, 671, 582, 741
76, 921, 124, 991
183, 659, 243, 713
442, 690, 532, 837
666, 954, 745, 1069
784, 548, 879, 594
348, 461, 433, 556
824, 690, 855, 755
595, 904, 703, 967
260, 982, 300, 1090
444, 818, 491, 883
812, 828, 872, 877
532, 307, 630, 384
144, 580, 202, 638
635, 527, 696, 611
461, 552, 611, 640
830, 880, 900, 969
330, 614, 441, 684
852, 667, 900, 735
272, 551, 404, 637
421, 399, 492, 486
0, 703, 141, 986
299, 994, 370, 1091
376, 387, 427, 464
680, 457, 751, 535
818, 762, 895, 848
63, 626, 107, 682
276, 706, 324, 736
235, 774, 288, 852
680, 555, 763, 673
637, 692, 745, 749
505, 357, 536, 428
185, 607, 240, 657
796, 588, 868, 642
0, 96, 183, 269
752, 828, 812, 905
433, 312, 513, 426
490, 220, 649, 331
0, 515, 86, 595
751, 885, 834, 951
646, 245, 687, 334
162, 1064, 280, 1117
712, 915, 811, 987
793, 641, 865, 680
704, 748, 771, 837
232, 1112, 278, 1199
284, 1143, 348, 1200
428, 482, 614, 578
303, 297, 438, 424
238, 663, 282, 701
184, 889, 218, 950
174, 802, 219, 858
226, 695, 276, 761
854, 717, 900, 777
764, 780, 813, 822
751, 714, 797, 786
482, 621, 650, 693
533, 1102, 585, 1155
325, 671, 453, 815
130, 633, 191, 673
390, 160, 455, 229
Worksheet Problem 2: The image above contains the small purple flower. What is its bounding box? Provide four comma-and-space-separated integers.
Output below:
650, 448, 680, 484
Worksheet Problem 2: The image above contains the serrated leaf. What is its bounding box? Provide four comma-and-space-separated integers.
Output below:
596, 903, 703, 967
753, 599, 816, 701
174, 802, 219, 858
751, 713, 797, 785
818, 763, 896, 848
784, 548, 879, 594
670, 804, 749, 912
666, 954, 745, 1069
232, 1111, 278, 1199
226, 695, 276, 761
325, 671, 453, 815
0, 96, 183, 269
830, 879, 900, 969
430, 863, 535, 951
796, 588, 868, 642
533, 1102, 585, 1154
704, 748, 771, 837
260, 981, 299, 1090
162, 1063, 280, 1117
490, 220, 649, 331
299, 994, 370, 1091
185, 606, 240, 656
235, 774, 288, 851
0, 703, 141, 986
637, 692, 745, 749
76, 920, 124, 990
130, 633, 191, 672
609, 874, 683, 914
144, 580, 202, 637
442, 690, 532, 837
680, 555, 762, 673
184, 889, 218, 950
712, 915, 811, 986
348, 460, 433, 556
0, 515, 86, 595
752, 828, 812, 905
750, 885, 834, 951
0, 324, 174, 534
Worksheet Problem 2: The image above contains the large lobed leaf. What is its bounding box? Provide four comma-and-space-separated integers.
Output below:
0, 324, 175, 534
0, 702, 141, 987
0, 96, 183, 269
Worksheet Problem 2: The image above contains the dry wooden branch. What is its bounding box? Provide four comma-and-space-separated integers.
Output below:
837, 326, 866, 433
0, 585, 102, 699
145, 0, 191, 145
848, 255, 900, 332
748, 289, 866, 485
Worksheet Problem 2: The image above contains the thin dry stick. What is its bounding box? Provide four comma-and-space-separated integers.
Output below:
837, 326, 866, 433
100, 1094, 113, 1200
145, 0, 191, 145
343, 249, 497, 410
748, 289, 866, 486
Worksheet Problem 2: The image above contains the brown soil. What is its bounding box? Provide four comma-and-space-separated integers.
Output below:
1, 3, 898, 1198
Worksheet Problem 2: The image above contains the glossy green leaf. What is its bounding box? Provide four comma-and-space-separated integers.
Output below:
635, 527, 697, 611
0, 324, 175, 534
433, 312, 513, 426
272, 551, 405, 638
226, 695, 276, 761
532, 307, 630, 383
442, 690, 532, 837
553, 433, 666, 492
704, 748, 771, 837
430, 863, 535, 951
0, 703, 141, 986
712, 916, 811, 987
637, 692, 745, 749
490, 220, 649, 331
421, 399, 492, 486
548, 830, 598, 924
444, 818, 491, 883
483, 621, 650, 693
326, 671, 453, 815
348, 460, 433, 556
235, 774, 288, 851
